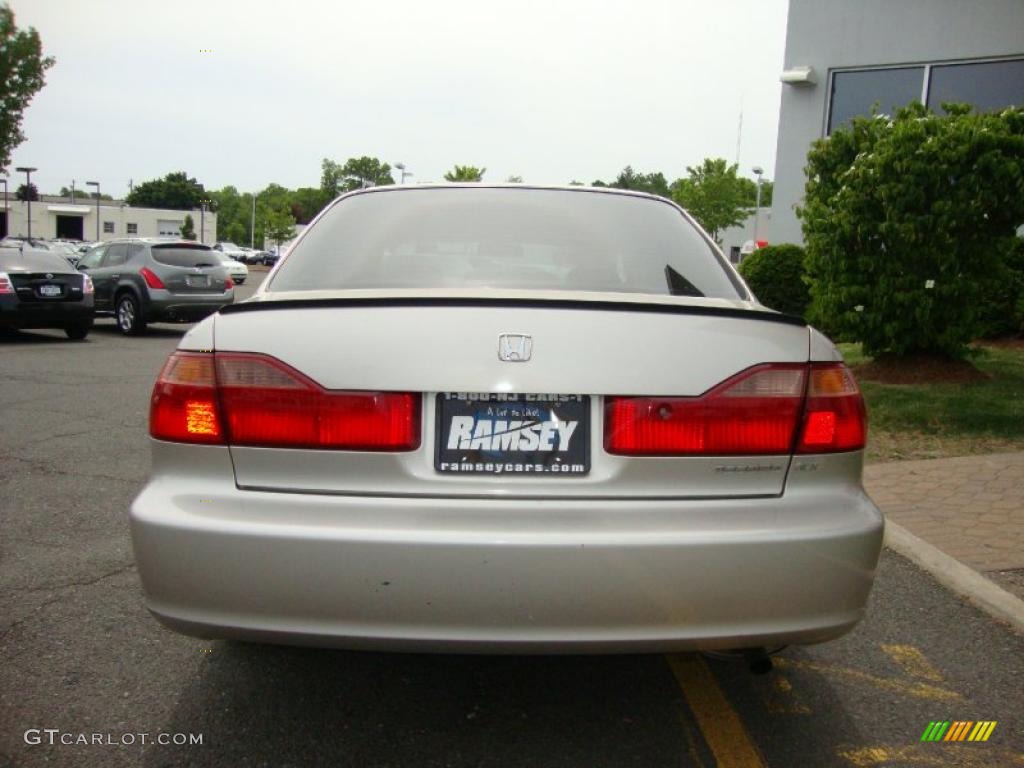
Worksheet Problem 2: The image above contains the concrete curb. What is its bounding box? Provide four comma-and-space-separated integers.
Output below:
884, 520, 1024, 634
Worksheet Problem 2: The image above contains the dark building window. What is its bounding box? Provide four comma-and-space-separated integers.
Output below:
729, 246, 741, 264
828, 66, 925, 134
827, 58, 1024, 135
927, 59, 1024, 114
103, 221, 115, 233
127, 222, 138, 234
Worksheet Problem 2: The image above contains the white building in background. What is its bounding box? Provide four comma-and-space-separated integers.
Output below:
718, 208, 772, 265
770, 0, 1024, 245
0, 195, 217, 243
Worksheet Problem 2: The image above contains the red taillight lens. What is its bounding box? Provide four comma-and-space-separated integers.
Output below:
606, 365, 807, 455
225, 276, 234, 289
149, 351, 420, 450
796, 363, 867, 453
82, 274, 94, 294
150, 352, 224, 444
0, 272, 13, 294
140, 267, 166, 289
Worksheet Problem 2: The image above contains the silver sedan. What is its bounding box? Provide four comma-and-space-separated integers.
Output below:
130, 185, 883, 654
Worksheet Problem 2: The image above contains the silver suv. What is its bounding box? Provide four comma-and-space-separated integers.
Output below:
77, 239, 234, 335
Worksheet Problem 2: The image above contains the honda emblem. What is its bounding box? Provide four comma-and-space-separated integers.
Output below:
498, 333, 533, 362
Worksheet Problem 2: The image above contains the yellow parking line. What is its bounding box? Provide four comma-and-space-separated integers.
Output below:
880, 644, 945, 682
666, 655, 766, 768
774, 658, 962, 702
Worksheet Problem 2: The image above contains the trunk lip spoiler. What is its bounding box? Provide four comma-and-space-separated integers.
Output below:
219, 296, 807, 327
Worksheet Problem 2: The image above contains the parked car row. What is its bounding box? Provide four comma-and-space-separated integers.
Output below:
0, 238, 235, 339
213, 242, 280, 266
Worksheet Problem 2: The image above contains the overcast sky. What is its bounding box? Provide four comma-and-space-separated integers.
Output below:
10, 0, 789, 198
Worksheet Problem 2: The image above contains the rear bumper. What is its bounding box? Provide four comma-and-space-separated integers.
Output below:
145, 290, 232, 323
0, 298, 93, 329
130, 444, 884, 653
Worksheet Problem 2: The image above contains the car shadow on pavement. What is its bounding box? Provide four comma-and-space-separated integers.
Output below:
142, 644, 695, 767
0, 328, 77, 344
88, 321, 189, 339
140, 641, 861, 767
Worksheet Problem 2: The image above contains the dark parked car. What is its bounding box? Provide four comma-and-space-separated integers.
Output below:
77, 239, 235, 335
0, 242, 94, 340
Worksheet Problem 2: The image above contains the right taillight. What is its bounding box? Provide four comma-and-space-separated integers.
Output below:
796, 363, 867, 453
605, 364, 807, 456
149, 351, 420, 451
606, 361, 867, 456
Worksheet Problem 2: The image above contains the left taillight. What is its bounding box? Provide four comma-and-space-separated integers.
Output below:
139, 267, 165, 289
150, 352, 223, 444
149, 351, 420, 451
0, 272, 13, 294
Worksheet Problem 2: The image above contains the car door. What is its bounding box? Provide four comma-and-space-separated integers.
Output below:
94, 243, 129, 310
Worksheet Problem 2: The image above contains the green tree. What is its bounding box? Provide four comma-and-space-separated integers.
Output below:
126, 171, 205, 210
0, 4, 54, 173
670, 158, 750, 243
263, 209, 295, 246
57, 185, 110, 199
739, 177, 773, 208
212, 185, 246, 243
291, 186, 330, 224
179, 214, 196, 241
738, 244, 809, 316
15, 182, 37, 201
321, 156, 394, 197
444, 165, 486, 182
609, 166, 670, 198
801, 103, 1024, 358
506, 175, 523, 183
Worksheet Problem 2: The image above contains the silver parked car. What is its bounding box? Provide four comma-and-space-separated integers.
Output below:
131, 185, 883, 654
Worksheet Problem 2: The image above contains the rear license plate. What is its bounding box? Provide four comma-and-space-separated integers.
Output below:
39, 284, 62, 297
435, 393, 590, 476
185, 275, 209, 288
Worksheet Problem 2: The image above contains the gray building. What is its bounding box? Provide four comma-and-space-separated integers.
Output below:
771, 0, 1024, 245
1, 195, 217, 244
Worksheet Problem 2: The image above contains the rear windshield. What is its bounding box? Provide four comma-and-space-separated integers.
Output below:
151, 245, 221, 268
269, 188, 746, 299
0, 248, 75, 273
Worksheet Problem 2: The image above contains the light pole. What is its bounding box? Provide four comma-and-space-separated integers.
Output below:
394, 162, 412, 184
0, 178, 7, 239
752, 165, 764, 243
15, 166, 37, 239
199, 198, 214, 244
86, 181, 100, 240
250, 193, 256, 249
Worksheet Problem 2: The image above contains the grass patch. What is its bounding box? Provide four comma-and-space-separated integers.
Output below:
838, 342, 1024, 463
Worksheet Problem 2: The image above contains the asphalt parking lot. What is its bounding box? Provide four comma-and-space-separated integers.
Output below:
2, 274, 1022, 767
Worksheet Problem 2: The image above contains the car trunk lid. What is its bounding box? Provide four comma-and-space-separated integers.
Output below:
212, 298, 809, 499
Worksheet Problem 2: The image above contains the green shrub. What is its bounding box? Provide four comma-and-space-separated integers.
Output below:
800, 103, 1024, 358
738, 244, 809, 316
976, 238, 1024, 338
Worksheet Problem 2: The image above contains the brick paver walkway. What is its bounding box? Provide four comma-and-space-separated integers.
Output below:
864, 452, 1024, 574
